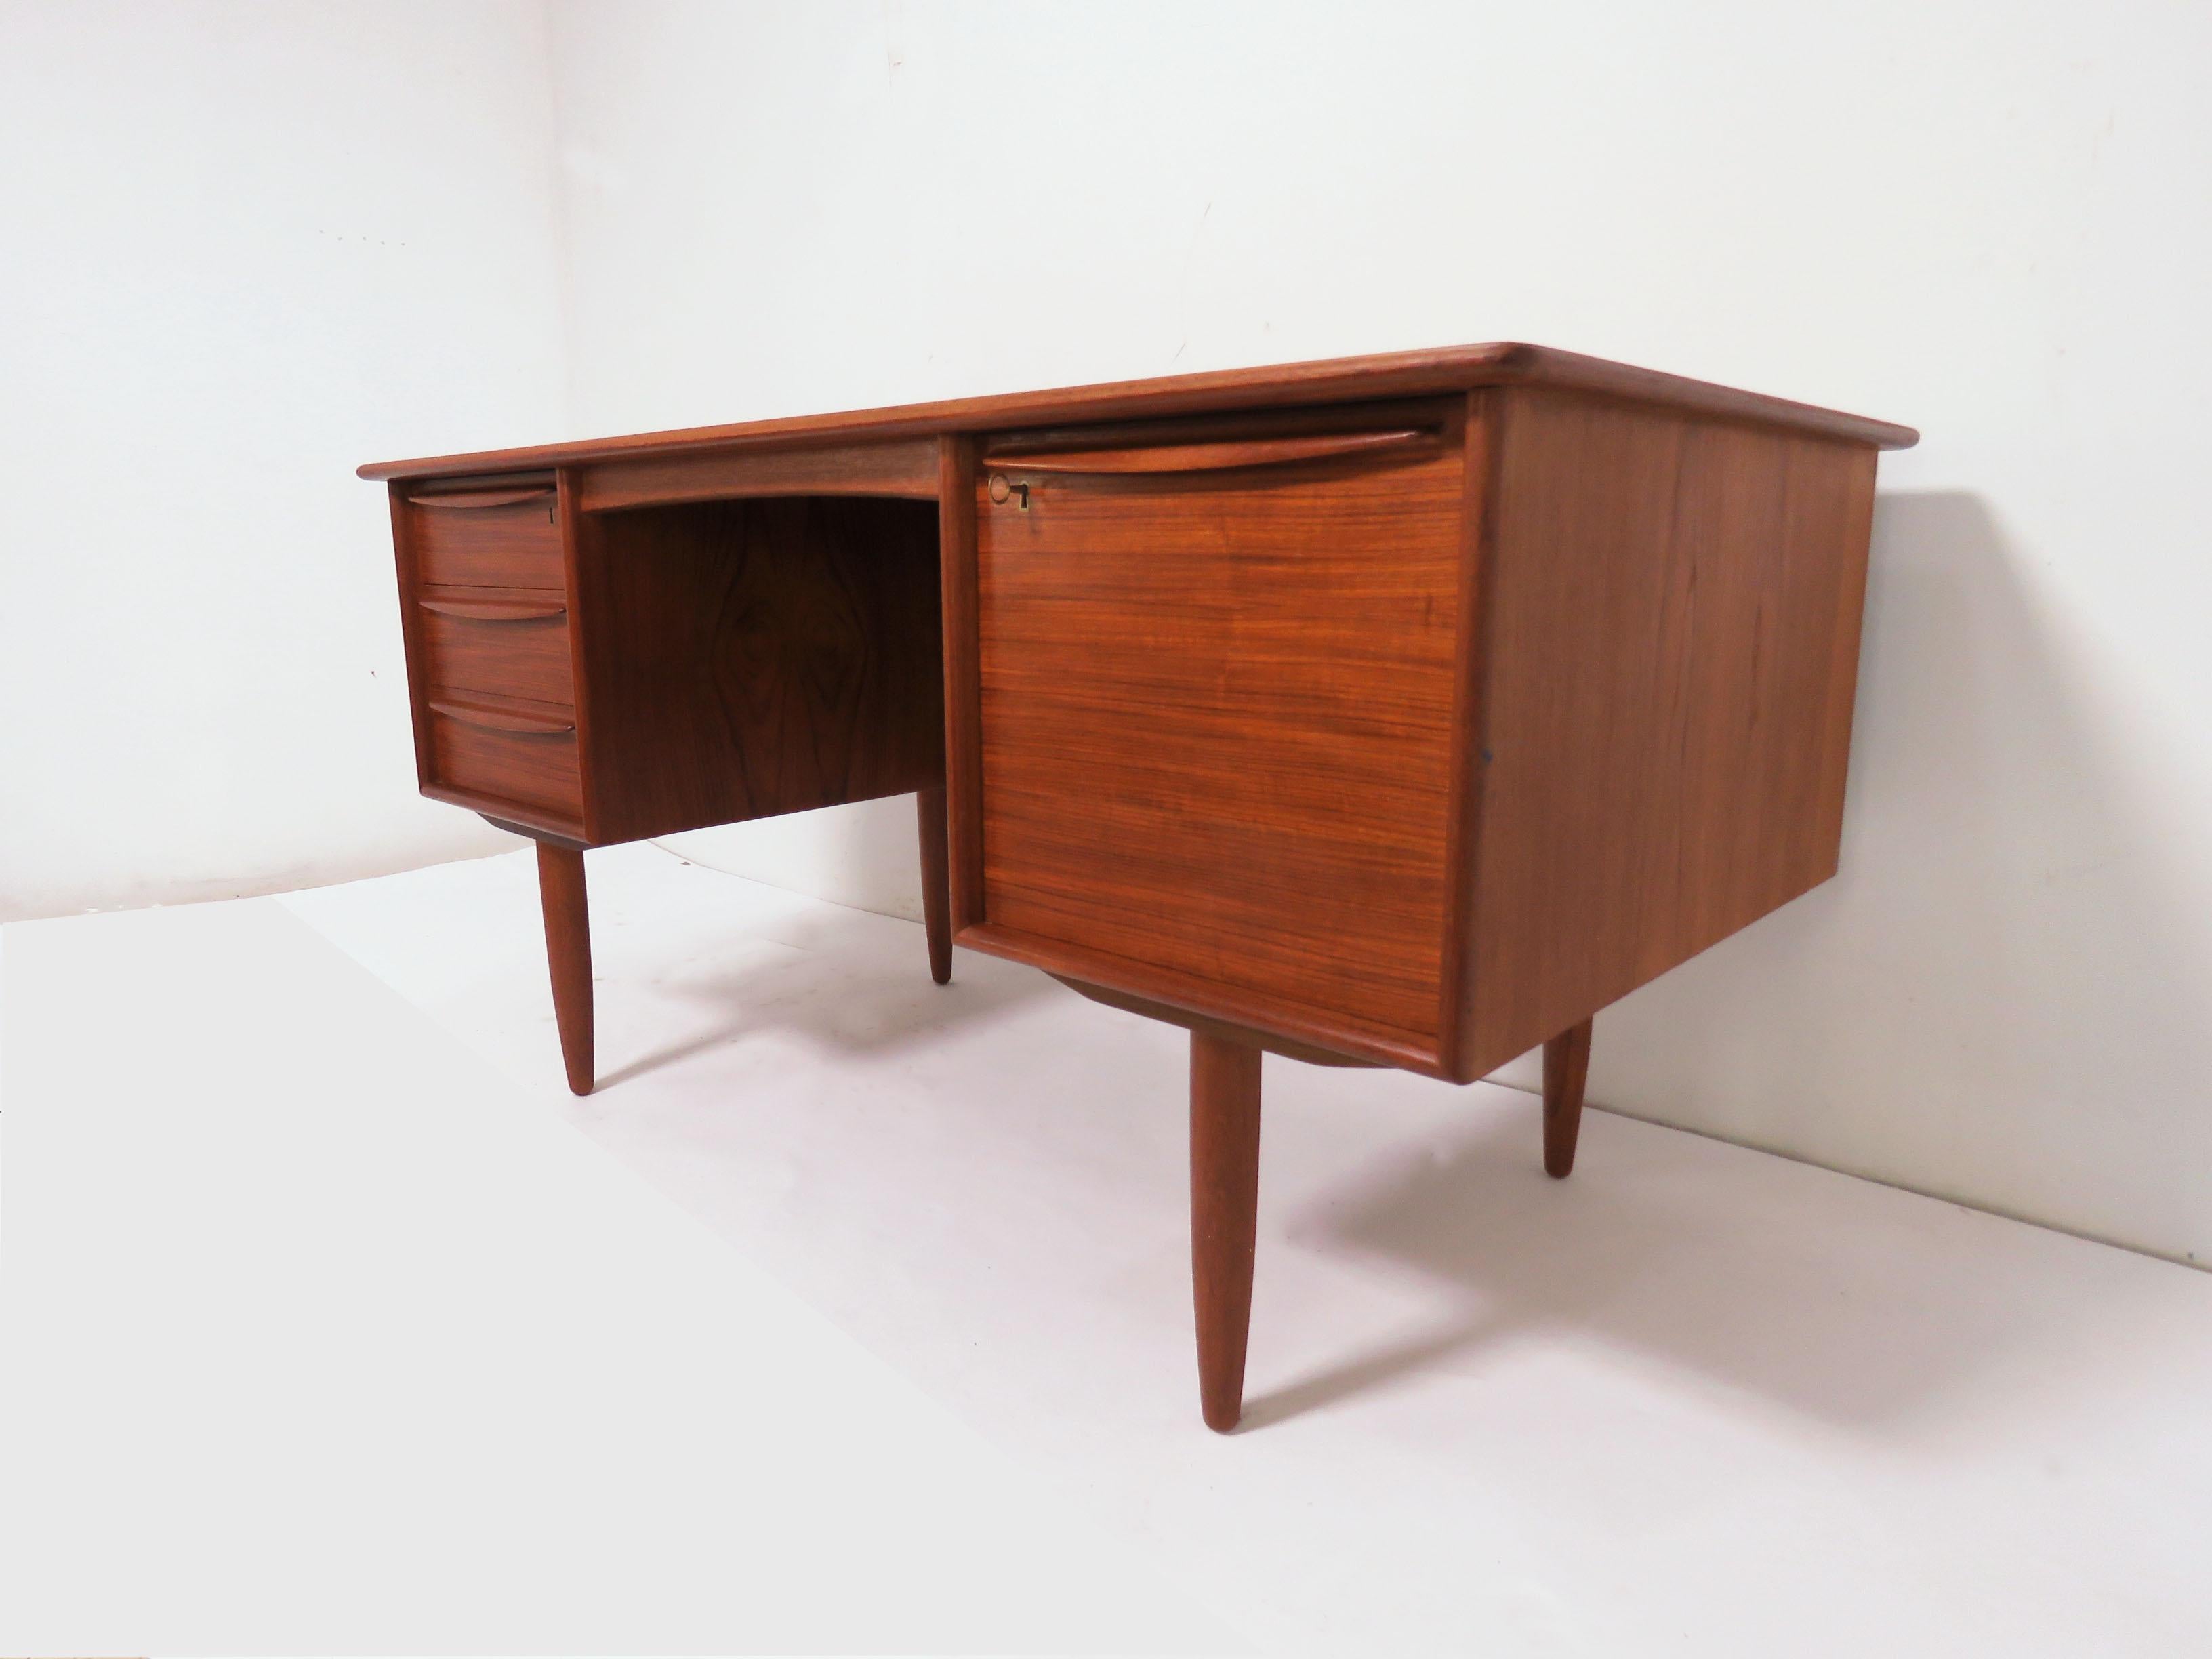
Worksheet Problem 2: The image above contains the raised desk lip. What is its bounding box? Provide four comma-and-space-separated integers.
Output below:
356, 342, 1920, 483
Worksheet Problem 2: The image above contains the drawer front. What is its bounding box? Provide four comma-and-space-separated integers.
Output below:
407, 480, 563, 591
424, 697, 582, 823
972, 410, 1467, 1044
417, 591, 574, 708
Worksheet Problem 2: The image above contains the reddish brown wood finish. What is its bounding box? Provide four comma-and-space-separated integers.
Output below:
483, 813, 585, 851
1456, 390, 1881, 1078
569, 495, 943, 845
1190, 1029, 1263, 1434
406, 479, 563, 591
369, 343, 1916, 1433
941, 383, 1898, 1086
971, 404, 1465, 1060
418, 594, 567, 621
426, 694, 573, 735
536, 842, 594, 1095
409, 485, 554, 511
962, 921, 1444, 1075
386, 471, 955, 1087
1433, 390, 1500, 1080
1051, 976, 1382, 1069
387, 484, 436, 795
1543, 1018, 1593, 1179
983, 427, 1435, 476
916, 783, 952, 985
418, 599, 575, 708
424, 701, 583, 830
554, 468, 604, 843
937, 435, 986, 929
360, 342, 1916, 482
574, 438, 939, 511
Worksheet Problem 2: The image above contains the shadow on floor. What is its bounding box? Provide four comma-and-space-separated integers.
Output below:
595, 919, 1054, 1087
1252, 1094, 2191, 1435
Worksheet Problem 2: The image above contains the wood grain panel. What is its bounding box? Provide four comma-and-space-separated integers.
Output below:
387, 483, 435, 794
575, 495, 944, 844
554, 467, 602, 842
1458, 387, 1879, 1076
418, 592, 574, 708
409, 480, 563, 591
425, 700, 583, 823
976, 420, 1466, 1049
575, 439, 939, 510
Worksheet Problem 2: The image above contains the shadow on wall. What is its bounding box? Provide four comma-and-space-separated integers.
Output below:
656, 793, 932, 925
1269, 1100, 2190, 1434
1490, 489, 2212, 1265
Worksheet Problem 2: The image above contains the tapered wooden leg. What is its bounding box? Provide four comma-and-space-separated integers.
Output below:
536, 842, 594, 1097
1190, 1031, 1263, 1433
916, 783, 951, 986
1542, 1017, 1593, 1179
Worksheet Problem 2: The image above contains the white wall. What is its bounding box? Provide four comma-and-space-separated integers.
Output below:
7, 1, 2206, 1269
541, 0, 2212, 1265
0, 1, 568, 920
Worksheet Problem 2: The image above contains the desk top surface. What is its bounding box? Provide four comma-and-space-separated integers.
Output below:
358, 341, 1918, 483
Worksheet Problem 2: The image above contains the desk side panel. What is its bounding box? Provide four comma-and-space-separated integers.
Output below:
1459, 388, 1879, 1077
386, 482, 435, 794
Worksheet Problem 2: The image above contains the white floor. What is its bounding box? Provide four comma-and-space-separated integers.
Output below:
5, 846, 2211, 1655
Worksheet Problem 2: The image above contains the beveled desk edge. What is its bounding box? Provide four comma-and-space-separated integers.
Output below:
359, 342, 1919, 482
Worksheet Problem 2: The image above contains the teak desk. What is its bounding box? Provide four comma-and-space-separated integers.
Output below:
362, 344, 1917, 1431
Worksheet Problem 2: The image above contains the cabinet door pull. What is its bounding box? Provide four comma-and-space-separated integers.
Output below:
987, 429, 1435, 477
428, 696, 575, 735
419, 597, 567, 621
407, 486, 557, 510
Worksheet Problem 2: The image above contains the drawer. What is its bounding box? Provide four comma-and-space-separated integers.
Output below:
970, 405, 1467, 1045
406, 478, 563, 591
417, 589, 574, 708
424, 694, 582, 823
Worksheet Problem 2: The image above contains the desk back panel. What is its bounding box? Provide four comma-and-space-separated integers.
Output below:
572, 494, 944, 845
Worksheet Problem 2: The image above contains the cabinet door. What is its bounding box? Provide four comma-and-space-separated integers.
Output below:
970, 407, 1469, 1061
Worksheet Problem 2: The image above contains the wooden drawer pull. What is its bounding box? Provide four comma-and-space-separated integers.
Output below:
988, 429, 1435, 476
407, 486, 556, 510
419, 596, 567, 621
428, 695, 575, 735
